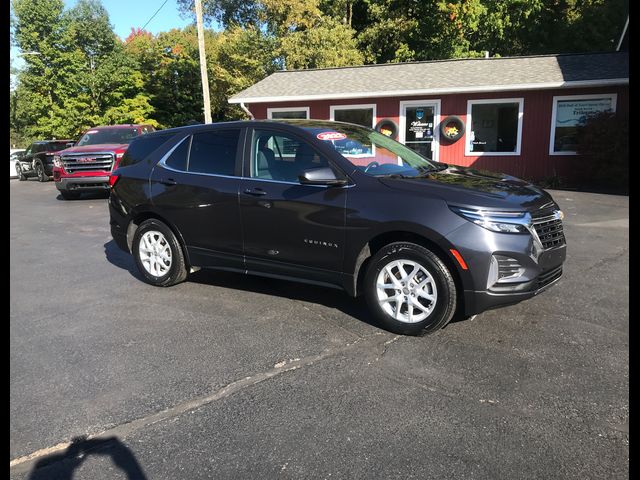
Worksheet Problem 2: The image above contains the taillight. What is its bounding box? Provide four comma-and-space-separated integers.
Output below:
109, 173, 120, 188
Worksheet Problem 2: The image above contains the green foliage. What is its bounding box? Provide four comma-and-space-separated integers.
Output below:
279, 17, 364, 69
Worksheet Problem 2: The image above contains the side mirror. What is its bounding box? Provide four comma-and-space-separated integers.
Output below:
298, 167, 348, 186
66, 142, 75, 148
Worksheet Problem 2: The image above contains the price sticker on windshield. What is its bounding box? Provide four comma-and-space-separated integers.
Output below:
317, 132, 347, 141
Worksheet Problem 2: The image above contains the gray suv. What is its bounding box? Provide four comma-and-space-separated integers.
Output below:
109, 120, 566, 335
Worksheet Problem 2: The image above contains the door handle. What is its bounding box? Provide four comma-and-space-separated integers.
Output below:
160, 178, 177, 186
243, 188, 267, 196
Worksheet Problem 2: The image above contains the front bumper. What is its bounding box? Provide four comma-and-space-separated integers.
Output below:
463, 264, 563, 315
55, 175, 110, 192
444, 221, 566, 316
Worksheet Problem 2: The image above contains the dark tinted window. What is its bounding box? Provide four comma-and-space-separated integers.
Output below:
165, 136, 190, 171
43, 142, 70, 152
188, 129, 240, 176
119, 134, 173, 167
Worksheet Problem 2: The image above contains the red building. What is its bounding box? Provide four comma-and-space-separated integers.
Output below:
229, 52, 628, 182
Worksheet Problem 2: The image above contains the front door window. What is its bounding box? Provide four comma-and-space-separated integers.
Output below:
404, 105, 436, 160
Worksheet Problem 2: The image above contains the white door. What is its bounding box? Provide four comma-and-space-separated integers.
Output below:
399, 100, 440, 162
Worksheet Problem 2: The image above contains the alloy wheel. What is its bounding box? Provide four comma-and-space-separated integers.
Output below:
376, 259, 438, 323
138, 230, 173, 277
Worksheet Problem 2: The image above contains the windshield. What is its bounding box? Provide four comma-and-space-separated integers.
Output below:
76, 128, 140, 147
298, 121, 442, 177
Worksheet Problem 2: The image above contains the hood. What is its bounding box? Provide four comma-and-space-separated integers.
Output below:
60, 144, 129, 154
379, 164, 556, 212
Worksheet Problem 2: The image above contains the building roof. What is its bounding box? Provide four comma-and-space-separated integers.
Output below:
229, 52, 628, 104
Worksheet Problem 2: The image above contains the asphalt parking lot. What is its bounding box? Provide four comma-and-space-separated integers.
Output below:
10, 178, 628, 479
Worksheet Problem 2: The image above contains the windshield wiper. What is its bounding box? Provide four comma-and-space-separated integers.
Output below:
377, 173, 409, 179
415, 163, 449, 176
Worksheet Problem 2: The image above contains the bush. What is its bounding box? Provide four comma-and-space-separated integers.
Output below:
574, 110, 629, 194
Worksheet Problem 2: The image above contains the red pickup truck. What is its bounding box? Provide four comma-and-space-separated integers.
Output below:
53, 124, 155, 199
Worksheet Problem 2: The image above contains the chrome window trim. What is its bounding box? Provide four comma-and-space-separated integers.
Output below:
157, 135, 354, 189
157, 135, 190, 172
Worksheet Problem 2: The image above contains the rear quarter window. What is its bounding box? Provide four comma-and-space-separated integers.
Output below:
119, 134, 173, 167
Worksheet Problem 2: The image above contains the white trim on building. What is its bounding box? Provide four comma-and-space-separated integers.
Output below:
398, 99, 441, 163
266, 106, 310, 119
465, 98, 525, 157
229, 79, 628, 104
548, 93, 617, 156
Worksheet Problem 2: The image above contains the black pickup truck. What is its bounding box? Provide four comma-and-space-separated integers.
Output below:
16, 140, 73, 182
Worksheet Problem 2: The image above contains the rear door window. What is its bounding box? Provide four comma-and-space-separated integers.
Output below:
188, 129, 240, 176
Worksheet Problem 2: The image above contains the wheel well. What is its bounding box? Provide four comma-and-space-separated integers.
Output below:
127, 212, 191, 267
354, 231, 465, 311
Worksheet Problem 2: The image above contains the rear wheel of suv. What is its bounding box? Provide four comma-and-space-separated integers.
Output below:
364, 242, 457, 336
35, 161, 48, 182
132, 219, 188, 287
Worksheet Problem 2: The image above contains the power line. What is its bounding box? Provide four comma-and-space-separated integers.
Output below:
141, 0, 169, 31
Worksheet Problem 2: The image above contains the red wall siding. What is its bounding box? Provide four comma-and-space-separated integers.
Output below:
247, 85, 628, 182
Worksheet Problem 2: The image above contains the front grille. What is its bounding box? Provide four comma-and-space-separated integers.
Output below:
537, 265, 563, 289
61, 153, 114, 174
532, 211, 565, 250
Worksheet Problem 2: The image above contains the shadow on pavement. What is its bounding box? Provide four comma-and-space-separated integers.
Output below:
103, 239, 377, 329
27, 436, 147, 480
55, 191, 110, 201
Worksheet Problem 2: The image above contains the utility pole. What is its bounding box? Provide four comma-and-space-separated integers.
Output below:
194, 0, 212, 123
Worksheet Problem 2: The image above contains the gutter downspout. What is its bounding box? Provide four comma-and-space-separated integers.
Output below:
240, 102, 254, 120
616, 15, 628, 51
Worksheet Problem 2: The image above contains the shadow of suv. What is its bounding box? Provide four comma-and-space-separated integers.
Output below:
108, 120, 566, 335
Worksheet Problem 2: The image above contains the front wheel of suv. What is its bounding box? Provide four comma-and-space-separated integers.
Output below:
16, 163, 27, 181
363, 242, 457, 336
132, 219, 188, 287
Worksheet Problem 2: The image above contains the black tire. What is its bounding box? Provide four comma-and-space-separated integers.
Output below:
16, 164, 27, 181
35, 161, 49, 182
60, 190, 81, 200
132, 218, 188, 287
363, 242, 457, 335
440, 115, 465, 142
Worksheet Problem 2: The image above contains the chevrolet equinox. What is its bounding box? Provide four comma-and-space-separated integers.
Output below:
109, 120, 566, 335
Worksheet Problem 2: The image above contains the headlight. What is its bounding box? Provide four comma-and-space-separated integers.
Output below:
53, 155, 62, 167
450, 206, 531, 234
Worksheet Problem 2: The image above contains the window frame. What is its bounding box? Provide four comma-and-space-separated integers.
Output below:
548, 93, 617, 156
329, 104, 377, 159
465, 98, 524, 156
399, 99, 442, 163
174, 127, 245, 178
267, 106, 310, 120
329, 103, 377, 128
247, 126, 347, 186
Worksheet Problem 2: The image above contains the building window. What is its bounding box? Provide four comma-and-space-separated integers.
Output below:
466, 98, 524, 156
549, 94, 617, 155
330, 104, 376, 128
267, 107, 309, 120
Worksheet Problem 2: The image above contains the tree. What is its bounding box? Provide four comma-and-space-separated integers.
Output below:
279, 17, 364, 69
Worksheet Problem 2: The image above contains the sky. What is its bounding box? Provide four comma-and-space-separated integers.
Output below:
11, 0, 200, 76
